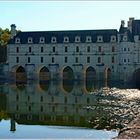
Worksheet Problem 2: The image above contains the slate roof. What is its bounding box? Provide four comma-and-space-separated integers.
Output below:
8, 29, 118, 44
132, 20, 140, 35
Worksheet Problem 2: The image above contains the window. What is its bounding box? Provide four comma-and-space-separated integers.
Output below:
112, 46, 115, 52
52, 57, 54, 63
128, 59, 130, 62
64, 37, 69, 43
128, 48, 130, 51
123, 48, 126, 51
64, 97, 67, 104
86, 36, 92, 42
75, 97, 78, 103
51, 37, 56, 43
75, 36, 80, 42
87, 57, 90, 63
41, 57, 43, 63
40, 106, 43, 112
98, 46, 102, 52
111, 36, 116, 42
41, 46, 44, 53
65, 57, 67, 63
65, 46, 68, 52
28, 57, 30, 63
40, 37, 45, 43
28, 95, 30, 101
16, 57, 19, 63
16, 47, 19, 53
28, 106, 31, 112
97, 36, 103, 42
124, 59, 126, 63
112, 56, 115, 63
98, 57, 101, 63
40, 96, 43, 102
75, 57, 78, 63
87, 97, 90, 104
15, 38, 20, 43
76, 46, 79, 52
28, 37, 33, 43
29, 47, 31, 53
87, 46, 90, 52
53, 46, 55, 52
123, 36, 127, 42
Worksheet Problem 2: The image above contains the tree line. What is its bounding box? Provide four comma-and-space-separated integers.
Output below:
0, 28, 11, 47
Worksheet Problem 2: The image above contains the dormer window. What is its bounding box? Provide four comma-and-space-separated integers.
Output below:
75, 36, 80, 43
86, 36, 92, 43
51, 37, 57, 43
123, 35, 127, 42
15, 38, 20, 43
97, 36, 103, 42
28, 37, 33, 43
40, 37, 45, 43
63, 37, 69, 43
111, 36, 116, 42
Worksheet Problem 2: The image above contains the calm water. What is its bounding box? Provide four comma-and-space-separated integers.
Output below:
0, 81, 118, 139
0, 120, 117, 139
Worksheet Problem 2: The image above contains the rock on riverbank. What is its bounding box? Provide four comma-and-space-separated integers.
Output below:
114, 117, 140, 139
86, 87, 140, 130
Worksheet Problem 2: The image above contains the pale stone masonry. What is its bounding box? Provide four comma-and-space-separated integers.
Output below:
5, 17, 140, 87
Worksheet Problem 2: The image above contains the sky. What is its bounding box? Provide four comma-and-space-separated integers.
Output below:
1, 1, 140, 32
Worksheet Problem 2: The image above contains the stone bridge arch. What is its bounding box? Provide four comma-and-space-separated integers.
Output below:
11, 65, 27, 83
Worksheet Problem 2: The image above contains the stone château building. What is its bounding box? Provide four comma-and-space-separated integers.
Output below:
5, 17, 140, 88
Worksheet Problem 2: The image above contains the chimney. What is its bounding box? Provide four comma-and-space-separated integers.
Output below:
121, 20, 125, 27
128, 17, 134, 32
10, 24, 16, 39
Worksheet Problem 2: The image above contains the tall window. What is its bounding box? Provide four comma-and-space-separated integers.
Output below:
112, 46, 115, 52
98, 57, 101, 63
65, 46, 68, 52
53, 46, 55, 52
52, 57, 54, 63
28, 57, 30, 63
112, 56, 115, 63
98, 46, 102, 52
29, 47, 31, 53
41, 57, 43, 63
16, 47, 19, 53
16, 57, 19, 63
87, 46, 90, 52
76, 46, 79, 52
87, 57, 90, 63
75, 57, 78, 63
65, 57, 67, 63
41, 46, 44, 53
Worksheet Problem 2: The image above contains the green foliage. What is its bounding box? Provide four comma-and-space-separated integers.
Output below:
0, 27, 10, 47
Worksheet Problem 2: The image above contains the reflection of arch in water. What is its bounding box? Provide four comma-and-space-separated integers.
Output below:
133, 68, 140, 89
104, 67, 111, 87
39, 66, 50, 83
85, 66, 96, 92
61, 66, 74, 93
11, 65, 27, 83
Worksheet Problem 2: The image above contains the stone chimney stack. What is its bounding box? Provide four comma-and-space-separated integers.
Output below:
128, 17, 134, 33
121, 20, 125, 27
10, 24, 16, 39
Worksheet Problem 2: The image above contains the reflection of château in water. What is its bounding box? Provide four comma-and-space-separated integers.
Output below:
1, 81, 116, 132
4, 17, 140, 88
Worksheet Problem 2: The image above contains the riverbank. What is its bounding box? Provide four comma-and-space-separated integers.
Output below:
114, 117, 140, 139
87, 87, 140, 130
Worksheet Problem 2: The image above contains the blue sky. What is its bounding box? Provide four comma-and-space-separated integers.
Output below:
1, 1, 140, 31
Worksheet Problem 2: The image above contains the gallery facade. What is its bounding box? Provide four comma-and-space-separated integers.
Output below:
5, 17, 140, 87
